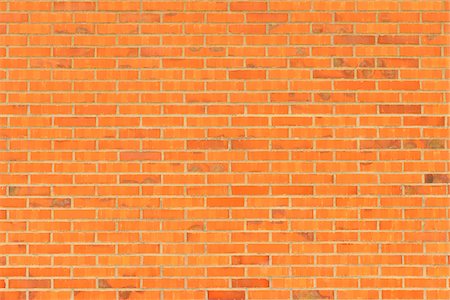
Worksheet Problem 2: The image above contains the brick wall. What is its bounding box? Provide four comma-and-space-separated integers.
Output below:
1, 1, 449, 299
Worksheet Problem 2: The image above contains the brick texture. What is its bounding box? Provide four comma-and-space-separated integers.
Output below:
1, 1, 449, 299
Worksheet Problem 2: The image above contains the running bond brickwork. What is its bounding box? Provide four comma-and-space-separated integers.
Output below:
0, 0, 449, 299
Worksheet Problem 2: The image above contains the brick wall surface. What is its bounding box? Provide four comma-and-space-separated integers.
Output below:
0, 0, 449, 299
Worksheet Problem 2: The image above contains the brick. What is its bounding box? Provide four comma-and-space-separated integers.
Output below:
334, 35, 376, 44
378, 35, 420, 44
230, 2, 267, 11
208, 290, 245, 300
